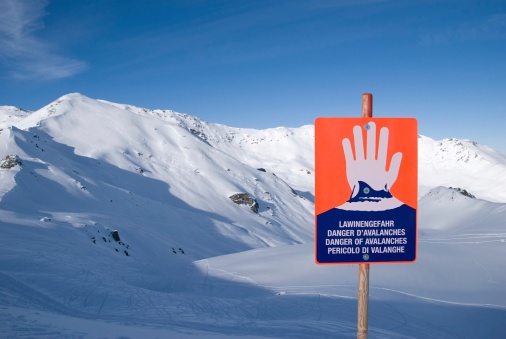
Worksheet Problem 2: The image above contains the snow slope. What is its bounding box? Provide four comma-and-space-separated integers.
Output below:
4, 93, 314, 259
0, 93, 505, 338
418, 135, 506, 202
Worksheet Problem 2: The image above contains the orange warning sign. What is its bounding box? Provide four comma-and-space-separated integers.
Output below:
315, 118, 418, 264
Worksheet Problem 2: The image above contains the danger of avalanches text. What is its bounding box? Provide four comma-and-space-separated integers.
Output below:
326, 219, 407, 255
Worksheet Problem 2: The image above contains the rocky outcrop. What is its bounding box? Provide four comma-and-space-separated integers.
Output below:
0, 155, 22, 169
449, 187, 476, 198
111, 230, 121, 242
229, 193, 259, 213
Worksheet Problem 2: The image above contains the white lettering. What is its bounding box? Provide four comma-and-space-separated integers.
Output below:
363, 229, 405, 236
325, 238, 352, 245
327, 229, 355, 237
339, 220, 395, 228
370, 246, 405, 254
327, 247, 360, 254
365, 237, 407, 245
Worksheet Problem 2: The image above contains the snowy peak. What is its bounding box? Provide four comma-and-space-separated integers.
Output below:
13, 93, 91, 130
420, 186, 477, 203
0, 105, 32, 129
419, 135, 506, 203
419, 135, 505, 165
419, 186, 506, 233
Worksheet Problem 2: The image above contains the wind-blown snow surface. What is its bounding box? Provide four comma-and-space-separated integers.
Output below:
0, 93, 505, 338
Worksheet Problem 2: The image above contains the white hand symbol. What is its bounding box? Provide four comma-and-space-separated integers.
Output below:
342, 122, 402, 199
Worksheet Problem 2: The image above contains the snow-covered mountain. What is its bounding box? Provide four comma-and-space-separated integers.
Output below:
1, 93, 315, 259
418, 135, 506, 202
1, 93, 505, 338
0, 105, 31, 129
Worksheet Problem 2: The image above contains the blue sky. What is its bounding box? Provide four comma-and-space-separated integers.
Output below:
1, 0, 505, 153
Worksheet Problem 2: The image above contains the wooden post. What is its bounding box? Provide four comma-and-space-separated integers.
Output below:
357, 93, 372, 339
357, 263, 370, 338
362, 93, 372, 118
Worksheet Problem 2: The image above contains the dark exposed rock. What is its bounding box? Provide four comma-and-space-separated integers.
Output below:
229, 193, 259, 213
449, 187, 476, 198
0, 155, 22, 169
189, 128, 207, 140
257, 168, 266, 172
111, 230, 121, 242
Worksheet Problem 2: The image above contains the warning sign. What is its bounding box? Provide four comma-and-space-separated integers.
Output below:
315, 118, 418, 264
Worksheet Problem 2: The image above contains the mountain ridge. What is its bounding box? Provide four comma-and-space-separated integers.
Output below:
2, 92, 505, 203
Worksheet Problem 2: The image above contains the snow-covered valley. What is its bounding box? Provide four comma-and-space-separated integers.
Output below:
1, 93, 505, 338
